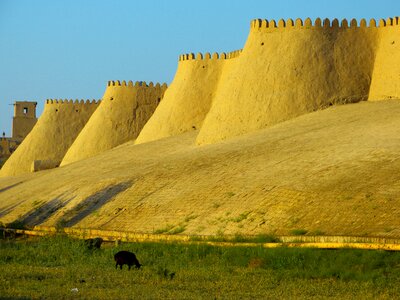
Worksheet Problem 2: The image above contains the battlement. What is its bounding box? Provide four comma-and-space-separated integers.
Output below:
178, 49, 243, 62
250, 16, 400, 31
107, 80, 168, 89
45, 99, 101, 105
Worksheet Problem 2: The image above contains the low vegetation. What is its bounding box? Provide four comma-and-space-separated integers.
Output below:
290, 228, 308, 236
1, 235, 400, 299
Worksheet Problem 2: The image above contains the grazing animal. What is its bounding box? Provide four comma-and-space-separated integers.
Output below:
114, 251, 141, 270
85, 237, 103, 250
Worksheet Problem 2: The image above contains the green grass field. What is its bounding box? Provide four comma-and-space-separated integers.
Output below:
1, 235, 400, 299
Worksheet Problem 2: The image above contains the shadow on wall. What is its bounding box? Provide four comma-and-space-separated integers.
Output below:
0, 202, 24, 219
0, 181, 24, 194
57, 181, 133, 227
5, 193, 75, 227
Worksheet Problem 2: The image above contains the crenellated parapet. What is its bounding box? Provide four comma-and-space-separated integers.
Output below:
178, 49, 243, 62
45, 99, 101, 105
250, 16, 400, 31
107, 80, 168, 89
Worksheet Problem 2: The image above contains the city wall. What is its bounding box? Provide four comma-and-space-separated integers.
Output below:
196, 17, 396, 144
136, 16, 400, 145
61, 81, 167, 166
0, 100, 100, 176
135, 52, 238, 144
3, 17, 400, 174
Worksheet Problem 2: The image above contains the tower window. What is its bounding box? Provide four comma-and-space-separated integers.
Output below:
23, 107, 28, 114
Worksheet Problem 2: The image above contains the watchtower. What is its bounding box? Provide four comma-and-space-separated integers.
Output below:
12, 101, 38, 141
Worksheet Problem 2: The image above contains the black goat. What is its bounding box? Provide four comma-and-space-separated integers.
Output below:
85, 237, 103, 250
114, 251, 142, 270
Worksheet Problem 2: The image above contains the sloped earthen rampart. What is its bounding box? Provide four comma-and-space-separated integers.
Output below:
60, 81, 167, 166
0, 99, 100, 177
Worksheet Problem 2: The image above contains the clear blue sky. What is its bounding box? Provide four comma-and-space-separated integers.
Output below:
1, 0, 399, 136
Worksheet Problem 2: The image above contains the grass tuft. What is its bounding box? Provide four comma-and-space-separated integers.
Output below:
290, 229, 308, 236
230, 211, 250, 223
169, 225, 186, 235
153, 224, 175, 234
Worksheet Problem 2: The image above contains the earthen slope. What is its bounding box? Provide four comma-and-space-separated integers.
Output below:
0, 100, 399, 237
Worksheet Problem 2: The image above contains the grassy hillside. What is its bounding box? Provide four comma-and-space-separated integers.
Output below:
1, 100, 400, 237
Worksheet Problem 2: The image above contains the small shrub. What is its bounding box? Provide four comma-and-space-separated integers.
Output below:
169, 225, 186, 235
215, 229, 225, 238
212, 203, 221, 209
188, 235, 204, 242
184, 214, 198, 222
231, 234, 280, 243
156, 267, 176, 280
231, 212, 250, 223
253, 234, 280, 243
55, 219, 68, 230
313, 229, 325, 236
290, 229, 308, 236
232, 234, 248, 243
248, 258, 264, 268
6, 220, 26, 230
154, 224, 175, 234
